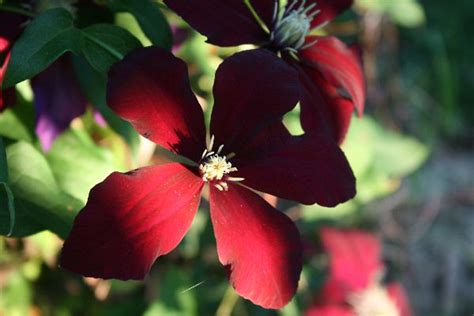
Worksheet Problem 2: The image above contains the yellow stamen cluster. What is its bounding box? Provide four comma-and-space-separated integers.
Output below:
200, 155, 237, 182
348, 284, 399, 316
199, 135, 244, 191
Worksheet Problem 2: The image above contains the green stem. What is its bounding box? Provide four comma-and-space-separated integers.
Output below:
215, 286, 240, 316
82, 32, 124, 61
0, 4, 35, 17
244, 0, 271, 34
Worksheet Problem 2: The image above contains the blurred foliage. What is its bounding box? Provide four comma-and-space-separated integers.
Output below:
356, 0, 425, 27
300, 116, 429, 220
3, 0, 471, 315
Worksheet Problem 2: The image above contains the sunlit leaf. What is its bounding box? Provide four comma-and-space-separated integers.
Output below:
3, 141, 82, 238
110, 0, 172, 49
46, 129, 118, 203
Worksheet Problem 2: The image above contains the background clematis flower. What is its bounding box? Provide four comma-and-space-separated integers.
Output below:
0, 10, 28, 112
30, 54, 88, 150
164, 0, 365, 144
60, 46, 356, 309
305, 227, 413, 316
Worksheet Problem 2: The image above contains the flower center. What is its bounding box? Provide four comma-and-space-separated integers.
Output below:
199, 136, 244, 191
200, 155, 236, 182
271, 0, 319, 51
348, 284, 400, 316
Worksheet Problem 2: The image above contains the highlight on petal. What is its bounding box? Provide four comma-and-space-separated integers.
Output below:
60, 163, 204, 280
164, 0, 272, 46
209, 183, 302, 309
0, 53, 11, 112
107, 46, 206, 162
211, 49, 300, 154
235, 134, 356, 206
320, 228, 383, 293
387, 283, 413, 316
287, 36, 365, 144
307, 0, 354, 29
300, 37, 365, 117
31, 55, 88, 151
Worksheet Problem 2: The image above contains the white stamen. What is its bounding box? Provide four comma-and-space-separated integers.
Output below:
208, 135, 215, 152
271, 0, 322, 51
198, 135, 244, 190
217, 144, 224, 155
348, 284, 400, 316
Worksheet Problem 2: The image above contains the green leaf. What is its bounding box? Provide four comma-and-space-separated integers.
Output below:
0, 182, 15, 236
0, 95, 36, 142
4, 142, 82, 238
111, 0, 172, 49
71, 55, 140, 151
46, 129, 118, 203
4, 8, 141, 87
4, 8, 82, 87
81, 23, 141, 74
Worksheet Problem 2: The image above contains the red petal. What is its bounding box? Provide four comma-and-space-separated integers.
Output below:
305, 305, 354, 316
60, 163, 204, 280
387, 283, 413, 316
107, 47, 206, 162
286, 36, 365, 143
209, 183, 302, 309
300, 37, 365, 117
164, 0, 272, 46
235, 135, 356, 206
0, 38, 8, 52
0, 52, 10, 112
320, 228, 383, 293
210, 49, 300, 154
308, 0, 353, 29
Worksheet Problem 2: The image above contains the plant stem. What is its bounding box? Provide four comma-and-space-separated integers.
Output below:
215, 286, 240, 316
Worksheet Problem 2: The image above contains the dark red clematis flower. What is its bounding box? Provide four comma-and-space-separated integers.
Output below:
60, 46, 356, 309
164, 0, 365, 144
305, 228, 413, 316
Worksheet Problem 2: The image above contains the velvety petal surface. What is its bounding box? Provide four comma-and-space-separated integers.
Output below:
286, 36, 365, 143
164, 0, 273, 46
320, 228, 383, 293
0, 53, 10, 112
107, 47, 206, 162
211, 49, 300, 154
305, 305, 354, 316
235, 135, 356, 206
387, 283, 413, 316
209, 183, 302, 309
60, 163, 204, 280
31, 55, 88, 150
300, 37, 365, 116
